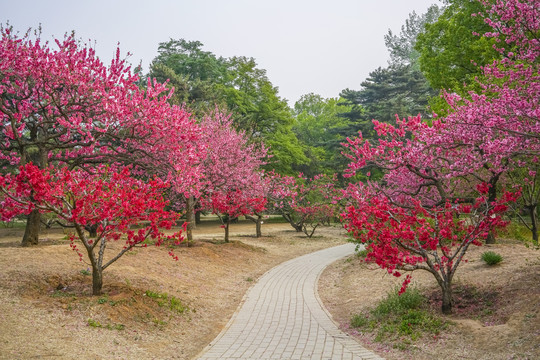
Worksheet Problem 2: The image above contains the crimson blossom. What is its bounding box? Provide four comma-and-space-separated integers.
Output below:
0, 164, 182, 295
342, 115, 520, 314
202, 189, 266, 242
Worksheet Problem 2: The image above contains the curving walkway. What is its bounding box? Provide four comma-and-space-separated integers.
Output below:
196, 243, 384, 360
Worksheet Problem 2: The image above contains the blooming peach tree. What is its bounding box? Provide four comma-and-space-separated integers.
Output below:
268, 172, 339, 237
0, 28, 207, 294
341, 2, 539, 312
202, 189, 266, 242
342, 116, 519, 313
195, 112, 268, 241
0, 28, 203, 245
0, 164, 182, 295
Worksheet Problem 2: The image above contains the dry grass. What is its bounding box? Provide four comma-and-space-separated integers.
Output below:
0, 220, 345, 360
2, 219, 539, 360
319, 239, 540, 360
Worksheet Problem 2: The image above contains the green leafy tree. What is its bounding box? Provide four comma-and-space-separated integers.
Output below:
293, 94, 354, 177
339, 5, 440, 140
149, 40, 228, 116
152, 39, 227, 82
415, 0, 502, 93
340, 65, 436, 138
222, 56, 307, 174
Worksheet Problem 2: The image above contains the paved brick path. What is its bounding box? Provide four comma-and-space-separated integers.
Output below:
196, 243, 384, 360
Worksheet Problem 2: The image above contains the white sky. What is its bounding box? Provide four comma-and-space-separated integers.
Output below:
1, 0, 439, 104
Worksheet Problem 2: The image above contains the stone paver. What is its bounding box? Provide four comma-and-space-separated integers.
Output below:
196, 243, 384, 360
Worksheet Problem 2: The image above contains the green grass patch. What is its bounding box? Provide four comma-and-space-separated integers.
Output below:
50, 290, 76, 299
87, 318, 101, 328
355, 248, 368, 258
481, 251, 503, 266
351, 287, 447, 348
87, 318, 125, 330
80, 269, 91, 276
144, 290, 189, 313
95, 294, 121, 306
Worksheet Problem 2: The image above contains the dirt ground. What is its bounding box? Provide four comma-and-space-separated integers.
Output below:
319, 239, 540, 360
0, 219, 345, 360
1, 221, 539, 360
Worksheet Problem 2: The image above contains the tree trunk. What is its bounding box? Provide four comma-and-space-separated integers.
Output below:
303, 223, 319, 238
527, 204, 539, 246
441, 283, 453, 315
92, 265, 103, 296
195, 211, 201, 225
224, 220, 230, 243
281, 213, 303, 232
485, 232, 496, 244
86, 224, 98, 238
485, 174, 500, 244
245, 214, 263, 238
255, 217, 262, 238
186, 196, 196, 245
21, 210, 41, 247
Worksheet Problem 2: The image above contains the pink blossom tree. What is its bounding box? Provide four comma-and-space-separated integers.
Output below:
341, 0, 538, 313
342, 181, 515, 314
242, 172, 271, 238
342, 117, 519, 313
434, 0, 540, 241
0, 164, 182, 295
268, 172, 339, 237
195, 111, 268, 241
267, 172, 302, 231
0, 28, 204, 245
202, 189, 266, 242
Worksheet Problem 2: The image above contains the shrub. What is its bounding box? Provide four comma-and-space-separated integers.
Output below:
481, 251, 503, 266
372, 287, 424, 317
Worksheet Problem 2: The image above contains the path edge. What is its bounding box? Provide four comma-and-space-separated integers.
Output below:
312, 243, 386, 359
192, 242, 348, 360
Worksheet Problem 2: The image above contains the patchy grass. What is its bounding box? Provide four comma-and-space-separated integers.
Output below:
87, 318, 125, 330
481, 251, 503, 265
500, 221, 537, 247
355, 248, 368, 258
144, 290, 189, 314
351, 287, 447, 349
0, 223, 346, 359
321, 239, 540, 359
80, 268, 91, 276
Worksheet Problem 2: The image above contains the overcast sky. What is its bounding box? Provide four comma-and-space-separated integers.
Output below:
2, 0, 439, 104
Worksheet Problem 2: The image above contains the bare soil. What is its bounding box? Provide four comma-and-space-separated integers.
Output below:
318, 239, 540, 360
1, 221, 539, 360
0, 220, 345, 360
